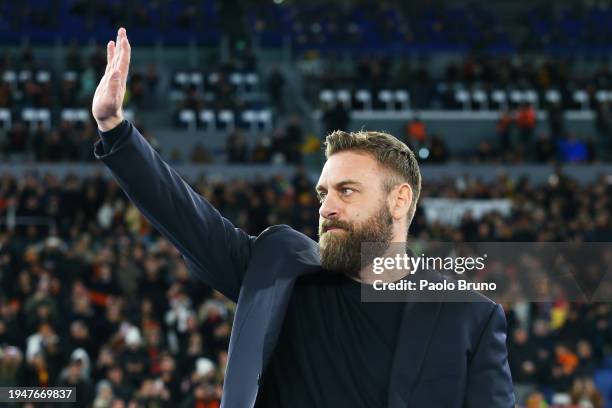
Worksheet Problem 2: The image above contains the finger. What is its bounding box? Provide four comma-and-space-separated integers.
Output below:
107, 69, 122, 99
112, 27, 124, 71
117, 35, 131, 82
105, 41, 115, 74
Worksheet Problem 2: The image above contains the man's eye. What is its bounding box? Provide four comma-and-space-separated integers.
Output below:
317, 192, 327, 202
341, 188, 354, 196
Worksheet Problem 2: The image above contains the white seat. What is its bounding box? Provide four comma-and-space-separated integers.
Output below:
378, 90, 394, 110
199, 109, 215, 132
242, 110, 257, 133
258, 110, 272, 132
319, 89, 336, 105
0, 108, 11, 130
355, 89, 372, 111
2, 70, 16, 84
245, 73, 259, 92
573, 90, 589, 110
230, 73, 245, 94
472, 90, 488, 110
179, 109, 197, 132
174, 72, 188, 87
36, 71, 51, 83
18, 70, 31, 82
190, 72, 203, 86
509, 90, 524, 105
61, 108, 89, 123
208, 72, 220, 85
545, 89, 561, 104
63, 71, 78, 82
395, 90, 410, 111
218, 110, 235, 131
22, 108, 51, 129
336, 89, 351, 108
491, 90, 507, 109
455, 89, 471, 110
524, 90, 538, 108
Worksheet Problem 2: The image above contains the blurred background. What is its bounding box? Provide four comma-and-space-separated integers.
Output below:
0, 0, 612, 407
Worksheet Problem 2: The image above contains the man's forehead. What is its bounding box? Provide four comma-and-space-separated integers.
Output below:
317, 151, 381, 186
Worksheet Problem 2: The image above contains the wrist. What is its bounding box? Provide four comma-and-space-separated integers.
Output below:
97, 114, 124, 132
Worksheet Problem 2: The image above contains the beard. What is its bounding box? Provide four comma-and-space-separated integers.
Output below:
318, 202, 394, 277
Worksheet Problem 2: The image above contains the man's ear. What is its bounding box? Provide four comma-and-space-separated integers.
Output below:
389, 183, 413, 220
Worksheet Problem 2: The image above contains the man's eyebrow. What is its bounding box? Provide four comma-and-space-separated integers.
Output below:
315, 179, 363, 192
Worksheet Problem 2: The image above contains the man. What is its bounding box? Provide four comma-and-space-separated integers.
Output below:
92, 28, 515, 407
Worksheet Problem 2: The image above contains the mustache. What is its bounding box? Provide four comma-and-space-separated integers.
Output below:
319, 220, 353, 233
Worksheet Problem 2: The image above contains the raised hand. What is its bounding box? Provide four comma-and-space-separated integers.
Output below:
92, 27, 131, 131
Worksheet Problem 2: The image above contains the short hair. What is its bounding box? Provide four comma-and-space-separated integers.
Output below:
323, 130, 422, 229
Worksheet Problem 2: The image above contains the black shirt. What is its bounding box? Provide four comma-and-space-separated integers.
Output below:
255, 271, 405, 408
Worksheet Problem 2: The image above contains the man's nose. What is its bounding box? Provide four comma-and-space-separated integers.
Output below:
319, 194, 340, 219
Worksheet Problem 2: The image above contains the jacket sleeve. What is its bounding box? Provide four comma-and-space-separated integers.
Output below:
94, 121, 254, 302
464, 304, 516, 408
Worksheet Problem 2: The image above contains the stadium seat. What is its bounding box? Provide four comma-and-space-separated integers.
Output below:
336, 89, 352, 108
230, 73, 245, 94
174, 72, 189, 88
509, 90, 524, 107
259, 110, 272, 132
22, 108, 51, 129
18, 70, 31, 83
524, 90, 538, 108
63, 71, 78, 82
208, 72, 220, 86
2, 70, 16, 85
218, 110, 235, 131
471, 89, 488, 110
245, 73, 259, 93
190, 72, 203, 87
0, 108, 11, 130
491, 90, 507, 110
61, 109, 89, 124
455, 89, 471, 110
241, 110, 258, 133
199, 110, 215, 132
35, 70, 51, 83
319, 89, 336, 106
355, 89, 372, 111
178, 109, 197, 132
378, 90, 394, 110
573, 90, 589, 110
395, 90, 410, 111
595, 90, 612, 104
545, 89, 561, 105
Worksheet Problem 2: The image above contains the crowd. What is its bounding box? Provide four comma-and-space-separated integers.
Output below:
0, 167, 611, 407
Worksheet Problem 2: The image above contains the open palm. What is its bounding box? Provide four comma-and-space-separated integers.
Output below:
92, 27, 131, 131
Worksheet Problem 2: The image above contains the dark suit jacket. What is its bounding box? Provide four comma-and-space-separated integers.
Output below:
94, 122, 515, 408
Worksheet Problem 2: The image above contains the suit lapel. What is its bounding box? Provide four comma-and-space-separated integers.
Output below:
387, 301, 443, 408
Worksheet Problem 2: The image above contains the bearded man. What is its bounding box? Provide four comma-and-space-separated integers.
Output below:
92, 28, 515, 408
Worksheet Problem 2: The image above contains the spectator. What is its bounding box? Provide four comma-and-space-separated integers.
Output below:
497, 109, 514, 153
226, 131, 248, 163
267, 67, 286, 113
406, 115, 426, 149
516, 103, 537, 147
